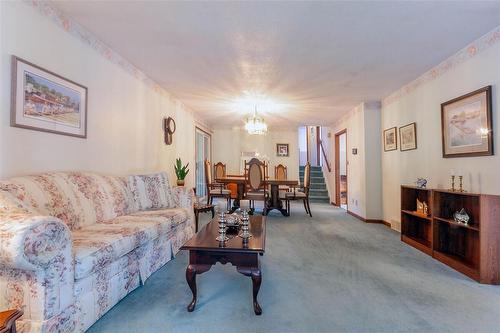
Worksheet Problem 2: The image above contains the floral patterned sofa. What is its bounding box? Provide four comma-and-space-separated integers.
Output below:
0, 172, 195, 333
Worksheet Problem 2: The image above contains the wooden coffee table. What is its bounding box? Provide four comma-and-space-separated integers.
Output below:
180, 215, 266, 315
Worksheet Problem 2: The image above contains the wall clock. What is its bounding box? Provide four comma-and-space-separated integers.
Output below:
163, 117, 176, 145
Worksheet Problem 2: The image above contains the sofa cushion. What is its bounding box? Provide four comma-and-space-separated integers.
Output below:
128, 172, 175, 211
0, 190, 34, 215
73, 208, 189, 279
0, 172, 134, 230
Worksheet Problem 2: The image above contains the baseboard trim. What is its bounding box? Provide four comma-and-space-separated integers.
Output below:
347, 210, 391, 228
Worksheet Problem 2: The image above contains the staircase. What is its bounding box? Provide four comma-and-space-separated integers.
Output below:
299, 165, 330, 203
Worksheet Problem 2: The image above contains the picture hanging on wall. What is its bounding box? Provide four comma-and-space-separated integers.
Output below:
399, 122, 417, 151
441, 86, 493, 158
276, 143, 289, 157
383, 127, 397, 151
10, 56, 88, 138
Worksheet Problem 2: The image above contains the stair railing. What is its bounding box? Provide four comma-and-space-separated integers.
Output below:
319, 140, 332, 173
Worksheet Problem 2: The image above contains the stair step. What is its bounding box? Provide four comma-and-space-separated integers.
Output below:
300, 177, 325, 183
310, 183, 326, 190
299, 172, 323, 178
309, 189, 329, 196
300, 166, 322, 171
309, 198, 330, 203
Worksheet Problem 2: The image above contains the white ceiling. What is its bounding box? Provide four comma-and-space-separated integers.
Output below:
49, 1, 500, 128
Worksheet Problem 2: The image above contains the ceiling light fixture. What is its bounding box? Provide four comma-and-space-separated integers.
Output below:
245, 106, 268, 135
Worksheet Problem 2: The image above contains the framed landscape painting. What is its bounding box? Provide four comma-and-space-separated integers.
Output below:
11, 56, 88, 138
441, 86, 492, 158
276, 143, 289, 157
383, 127, 397, 151
399, 122, 417, 151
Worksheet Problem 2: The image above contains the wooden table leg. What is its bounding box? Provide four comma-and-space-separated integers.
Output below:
237, 260, 263, 315
194, 211, 199, 232
266, 184, 289, 216
186, 263, 211, 312
251, 269, 262, 315
231, 183, 246, 212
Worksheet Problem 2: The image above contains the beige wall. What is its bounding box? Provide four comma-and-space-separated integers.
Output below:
381, 39, 500, 231
327, 102, 382, 220
0, 2, 198, 187
212, 127, 299, 180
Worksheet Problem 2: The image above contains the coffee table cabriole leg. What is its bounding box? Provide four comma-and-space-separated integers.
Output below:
236, 258, 263, 315
186, 262, 211, 312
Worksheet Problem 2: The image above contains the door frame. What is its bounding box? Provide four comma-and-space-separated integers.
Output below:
194, 126, 212, 196
334, 129, 347, 208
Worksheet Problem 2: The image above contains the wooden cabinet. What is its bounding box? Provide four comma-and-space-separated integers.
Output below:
401, 186, 500, 284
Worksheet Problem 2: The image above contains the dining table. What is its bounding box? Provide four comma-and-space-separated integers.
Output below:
266, 179, 299, 216
214, 175, 246, 211
215, 175, 298, 216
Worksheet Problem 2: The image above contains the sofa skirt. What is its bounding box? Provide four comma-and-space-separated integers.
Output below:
74, 220, 194, 332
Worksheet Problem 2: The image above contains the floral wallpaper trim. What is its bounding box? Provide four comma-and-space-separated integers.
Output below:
25, 0, 194, 114
382, 26, 500, 106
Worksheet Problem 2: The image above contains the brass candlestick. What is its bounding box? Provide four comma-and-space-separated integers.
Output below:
451, 175, 456, 192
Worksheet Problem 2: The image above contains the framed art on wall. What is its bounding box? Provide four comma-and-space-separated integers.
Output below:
276, 143, 289, 157
399, 122, 417, 151
11, 56, 88, 138
441, 86, 493, 158
383, 127, 397, 151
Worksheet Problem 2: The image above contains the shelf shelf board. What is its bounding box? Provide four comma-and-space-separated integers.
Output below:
433, 250, 479, 281
434, 217, 479, 232
401, 234, 432, 255
433, 189, 481, 197
401, 185, 431, 191
402, 210, 432, 221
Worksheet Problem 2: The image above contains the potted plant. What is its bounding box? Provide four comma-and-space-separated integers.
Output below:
174, 158, 189, 186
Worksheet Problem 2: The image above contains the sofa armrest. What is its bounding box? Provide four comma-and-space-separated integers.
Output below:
0, 213, 71, 271
171, 186, 195, 209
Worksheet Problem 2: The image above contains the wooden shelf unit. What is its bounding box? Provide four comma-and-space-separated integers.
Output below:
400, 186, 500, 284
401, 186, 433, 255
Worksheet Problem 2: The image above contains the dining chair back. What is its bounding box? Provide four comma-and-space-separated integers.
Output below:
303, 162, 311, 194
275, 164, 287, 180
204, 159, 231, 208
244, 158, 268, 214
214, 162, 226, 179
246, 158, 266, 191
204, 160, 213, 186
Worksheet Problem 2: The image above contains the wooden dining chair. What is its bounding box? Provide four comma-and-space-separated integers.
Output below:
284, 162, 312, 217
244, 158, 269, 215
204, 160, 231, 210
214, 162, 226, 179
0, 309, 22, 333
274, 164, 289, 191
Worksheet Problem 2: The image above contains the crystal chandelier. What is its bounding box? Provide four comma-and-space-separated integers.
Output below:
244, 107, 268, 135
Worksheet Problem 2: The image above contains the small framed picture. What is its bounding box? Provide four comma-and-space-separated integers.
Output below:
11, 56, 88, 138
399, 122, 417, 151
441, 86, 493, 158
276, 143, 289, 157
383, 127, 397, 151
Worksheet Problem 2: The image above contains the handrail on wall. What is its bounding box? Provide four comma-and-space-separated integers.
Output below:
319, 139, 332, 173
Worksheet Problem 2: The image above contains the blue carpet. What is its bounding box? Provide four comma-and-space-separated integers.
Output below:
87, 203, 500, 333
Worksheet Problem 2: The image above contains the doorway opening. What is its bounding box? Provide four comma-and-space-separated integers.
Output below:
335, 130, 347, 210
195, 127, 211, 197
298, 126, 322, 166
